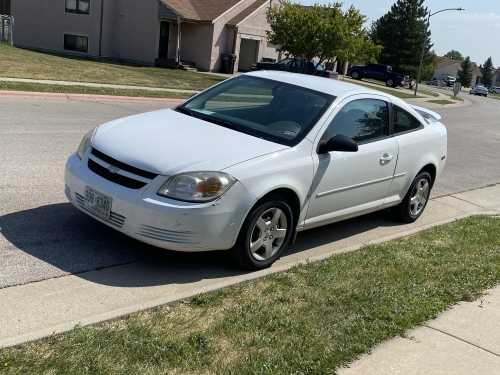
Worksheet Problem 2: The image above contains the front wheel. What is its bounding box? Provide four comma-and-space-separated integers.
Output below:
386, 79, 395, 87
351, 71, 361, 80
394, 172, 432, 223
232, 199, 294, 270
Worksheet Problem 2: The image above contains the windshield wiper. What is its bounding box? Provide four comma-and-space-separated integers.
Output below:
175, 106, 198, 117
176, 107, 239, 130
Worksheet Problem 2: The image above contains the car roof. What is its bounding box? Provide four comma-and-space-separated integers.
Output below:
244, 70, 383, 98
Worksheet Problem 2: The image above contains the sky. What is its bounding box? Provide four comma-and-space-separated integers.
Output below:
298, 0, 499, 66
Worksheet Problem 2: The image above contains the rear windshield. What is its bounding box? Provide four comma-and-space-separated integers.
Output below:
177, 76, 335, 146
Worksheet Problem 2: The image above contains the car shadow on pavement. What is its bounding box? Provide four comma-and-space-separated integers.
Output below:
0, 203, 400, 289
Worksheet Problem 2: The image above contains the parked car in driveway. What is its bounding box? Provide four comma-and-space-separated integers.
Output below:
348, 64, 409, 87
254, 58, 331, 78
66, 71, 447, 270
470, 85, 489, 97
442, 76, 457, 87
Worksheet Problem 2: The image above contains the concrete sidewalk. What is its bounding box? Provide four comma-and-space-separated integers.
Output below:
339, 285, 500, 375
0, 184, 499, 350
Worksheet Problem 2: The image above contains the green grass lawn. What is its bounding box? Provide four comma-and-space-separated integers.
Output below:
0, 43, 223, 91
427, 99, 456, 106
1, 216, 499, 374
0, 81, 191, 99
357, 78, 439, 98
345, 79, 422, 99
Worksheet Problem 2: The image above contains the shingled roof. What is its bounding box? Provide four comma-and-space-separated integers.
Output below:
160, 0, 243, 21
228, 0, 268, 26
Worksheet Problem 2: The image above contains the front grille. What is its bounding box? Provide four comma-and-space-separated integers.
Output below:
91, 148, 158, 179
88, 148, 158, 190
137, 224, 198, 244
74, 193, 126, 228
88, 159, 146, 189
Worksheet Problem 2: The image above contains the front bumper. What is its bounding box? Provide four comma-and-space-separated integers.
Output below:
65, 154, 252, 252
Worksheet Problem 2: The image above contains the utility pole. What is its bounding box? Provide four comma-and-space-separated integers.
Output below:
414, 7, 465, 97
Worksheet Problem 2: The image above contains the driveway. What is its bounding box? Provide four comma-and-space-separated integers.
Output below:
1, 93, 499, 289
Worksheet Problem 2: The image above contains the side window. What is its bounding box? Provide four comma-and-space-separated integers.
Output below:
324, 99, 389, 144
66, 0, 90, 14
393, 106, 422, 134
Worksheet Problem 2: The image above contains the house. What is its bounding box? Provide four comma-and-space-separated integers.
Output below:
495, 68, 500, 87
10, 0, 280, 72
433, 57, 482, 87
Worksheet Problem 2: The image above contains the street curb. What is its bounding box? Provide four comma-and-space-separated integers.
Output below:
1, 206, 498, 349
0, 90, 186, 103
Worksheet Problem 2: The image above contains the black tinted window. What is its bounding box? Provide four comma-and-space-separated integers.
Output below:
324, 99, 389, 143
393, 106, 422, 134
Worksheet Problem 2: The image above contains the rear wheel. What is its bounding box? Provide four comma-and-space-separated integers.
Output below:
232, 199, 294, 270
351, 71, 361, 80
394, 171, 432, 223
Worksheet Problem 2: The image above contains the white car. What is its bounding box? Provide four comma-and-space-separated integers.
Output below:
65, 71, 447, 270
470, 85, 489, 97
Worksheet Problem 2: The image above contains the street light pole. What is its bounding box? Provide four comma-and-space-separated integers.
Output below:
414, 7, 465, 97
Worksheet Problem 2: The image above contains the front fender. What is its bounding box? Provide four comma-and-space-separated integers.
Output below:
225, 145, 315, 238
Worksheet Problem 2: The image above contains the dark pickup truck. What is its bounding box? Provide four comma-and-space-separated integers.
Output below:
255, 58, 331, 78
348, 64, 409, 88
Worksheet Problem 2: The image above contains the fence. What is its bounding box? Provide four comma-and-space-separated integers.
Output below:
0, 15, 13, 44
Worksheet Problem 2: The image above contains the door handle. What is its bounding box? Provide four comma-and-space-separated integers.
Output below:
380, 153, 394, 165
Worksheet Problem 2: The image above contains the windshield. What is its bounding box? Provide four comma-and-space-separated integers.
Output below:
177, 76, 334, 146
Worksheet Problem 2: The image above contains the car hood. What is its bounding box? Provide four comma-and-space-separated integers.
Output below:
91, 108, 287, 175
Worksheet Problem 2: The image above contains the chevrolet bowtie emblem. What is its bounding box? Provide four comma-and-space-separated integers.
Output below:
107, 165, 120, 174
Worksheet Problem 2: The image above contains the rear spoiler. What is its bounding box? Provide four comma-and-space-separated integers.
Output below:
411, 105, 442, 122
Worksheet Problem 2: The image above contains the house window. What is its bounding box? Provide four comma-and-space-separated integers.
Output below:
65, 0, 90, 14
64, 34, 88, 53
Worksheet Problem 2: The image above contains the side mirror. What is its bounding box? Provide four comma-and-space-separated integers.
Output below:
318, 134, 358, 154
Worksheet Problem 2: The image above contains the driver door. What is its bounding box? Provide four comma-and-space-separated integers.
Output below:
304, 97, 398, 228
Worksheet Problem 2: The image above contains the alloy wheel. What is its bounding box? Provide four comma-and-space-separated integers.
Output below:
409, 178, 430, 217
249, 207, 288, 261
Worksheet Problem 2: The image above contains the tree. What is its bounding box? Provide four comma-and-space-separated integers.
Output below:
421, 50, 438, 81
480, 57, 495, 87
336, 6, 381, 65
267, 1, 379, 67
457, 56, 473, 87
371, 0, 433, 79
444, 50, 464, 61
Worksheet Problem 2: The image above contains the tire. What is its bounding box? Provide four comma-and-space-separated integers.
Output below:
394, 171, 432, 223
351, 71, 361, 80
232, 198, 295, 270
386, 79, 395, 87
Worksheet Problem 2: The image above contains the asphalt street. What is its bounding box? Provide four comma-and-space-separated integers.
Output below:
1, 93, 499, 289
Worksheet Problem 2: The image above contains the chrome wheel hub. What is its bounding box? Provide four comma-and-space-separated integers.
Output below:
410, 178, 430, 217
249, 207, 288, 261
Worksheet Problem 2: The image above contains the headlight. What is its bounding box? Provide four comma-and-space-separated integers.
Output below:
158, 172, 236, 202
76, 128, 96, 159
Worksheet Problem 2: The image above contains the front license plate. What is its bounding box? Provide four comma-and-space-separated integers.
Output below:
84, 187, 112, 220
